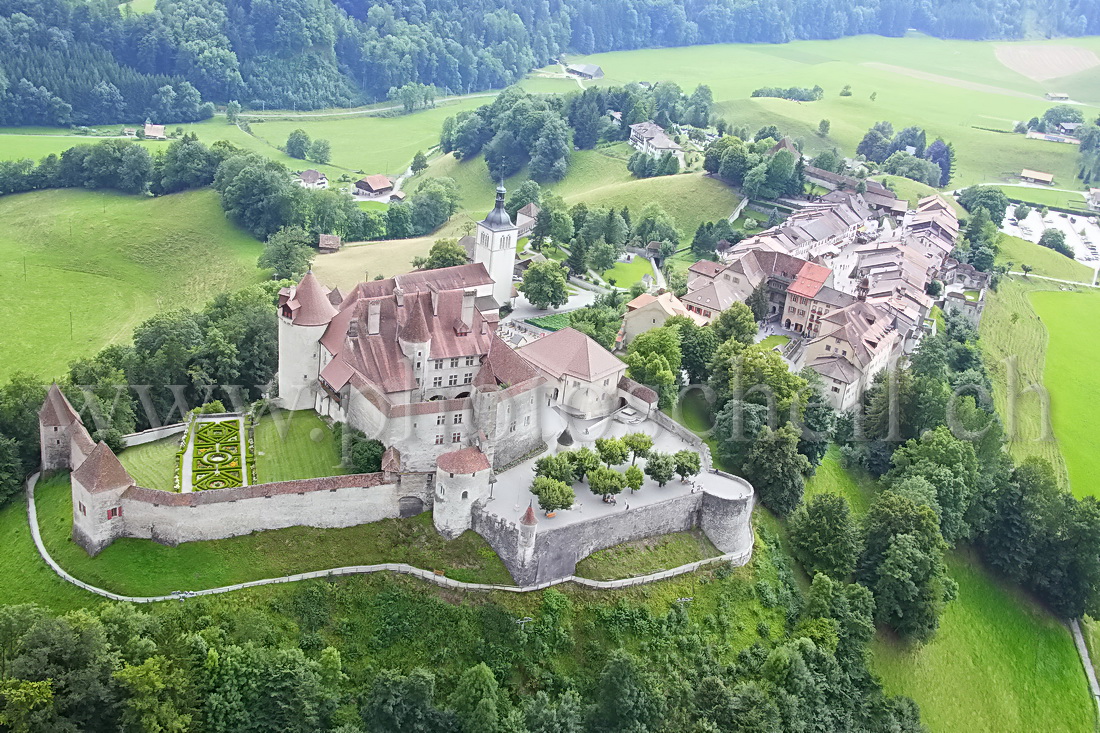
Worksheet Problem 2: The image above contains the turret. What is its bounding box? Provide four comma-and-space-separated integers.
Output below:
277, 271, 337, 410
432, 447, 491, 539
518, 504, 538, 568
39, 383, 81, 472
71, 442, 134, 555
398, 293, 432, 397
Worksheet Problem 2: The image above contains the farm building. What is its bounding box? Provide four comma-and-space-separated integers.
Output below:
318, 234, 341, 253
298, 170, 328, 189
1020, 169, 1055, 185
567, 64, 604, 79
143, 123, 166, 139
1045, 92, 1071, 101
354, 175, 394, 196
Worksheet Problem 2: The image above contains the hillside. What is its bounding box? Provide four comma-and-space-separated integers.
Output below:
0, 189, 265, 381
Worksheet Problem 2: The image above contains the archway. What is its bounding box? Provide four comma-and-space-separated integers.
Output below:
398, 496, 425, 517
455, 391, 470, 399
784, 318, 791, 329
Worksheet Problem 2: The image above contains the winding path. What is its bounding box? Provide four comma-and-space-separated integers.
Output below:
24, 474, 749, 604
1008, 272, 1100, 287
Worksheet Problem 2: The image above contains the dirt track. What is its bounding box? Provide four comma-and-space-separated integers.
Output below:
995, 45, 1100, 82
862, 62, 1046, 101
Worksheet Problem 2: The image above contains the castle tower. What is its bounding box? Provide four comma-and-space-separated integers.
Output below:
432, 447, 491, 539
277, 271, 337, 410
71, 442, 135, 555
473, 183, 519, 307
39, 383, 81, 472
397, 293, 432, 399
518, 504, 538, 568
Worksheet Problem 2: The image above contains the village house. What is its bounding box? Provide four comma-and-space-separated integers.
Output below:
143, 123, 166, 140
354, 175, 394, 197
728, 195, 872, 261
781, 262, 856, 337
318, 234, 342, 254
618, 291, 706, 349
297, 169, 328, 189
629, 121, 685, 166
1046, 92, 1071, 101
516, 202, 540, 238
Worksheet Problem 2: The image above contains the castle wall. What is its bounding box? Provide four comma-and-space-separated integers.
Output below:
277, 318, 327, 411
40, 422, 71, 472
121, 423, 187, 448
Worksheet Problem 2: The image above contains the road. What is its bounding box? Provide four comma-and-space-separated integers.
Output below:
234, 91, 504, 119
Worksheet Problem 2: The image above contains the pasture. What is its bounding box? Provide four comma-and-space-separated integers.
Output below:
994, 184, 1092, 213
0, 189, 265, 382
253, 410, 348, 483
1029, 289, 1100, 498
996, 234, 1094, 281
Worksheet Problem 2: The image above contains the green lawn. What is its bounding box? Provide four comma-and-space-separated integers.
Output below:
803, 446, 875, 517
872, 551, 1094, 733
995, 185, 1091, 212
118, 437, 180, 492
0, 494, 91, 612
1029, 289, 1100, 497
574, 530, 720, 580
997, 235, 1094, 282
0, 189, 265, 382
34, 472, 512, 596
602, 255, 654, 286
758, 334, 790, 350
253, 410, 348, 483
525, 313, 572, 331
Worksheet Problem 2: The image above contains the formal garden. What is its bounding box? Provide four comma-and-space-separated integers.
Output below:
189, 418, 250, 491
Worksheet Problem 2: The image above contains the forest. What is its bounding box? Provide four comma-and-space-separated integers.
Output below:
3, 0, 1100, 124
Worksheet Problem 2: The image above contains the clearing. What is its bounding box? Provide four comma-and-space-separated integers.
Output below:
574, 530, 719, 580
995, 44, 1100, 83
0, 189, 265, 382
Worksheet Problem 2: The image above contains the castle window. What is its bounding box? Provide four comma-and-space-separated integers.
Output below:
462, 490, 469, 499
433, 376, 443, 388
509, 422, 516, 433
437, 415, 445, 425
603, 378, 609, 386
832, 386, 840, 393
454, 414, 463, 424
448, 374, 458, 386
825, 345, 831, 352
466, 356, 475, 366
524, 416, 531, 426
434, 359, 443, 369
106, 506, 122, 520
78, 502, 86, 516
452, 432, 461, 443
435, 434, 444, 445
450, 357, 459, 368
53, 427, 58, 432
463, 373, 473, 384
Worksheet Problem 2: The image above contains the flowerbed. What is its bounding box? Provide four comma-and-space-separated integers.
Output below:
191, 419, 246, 491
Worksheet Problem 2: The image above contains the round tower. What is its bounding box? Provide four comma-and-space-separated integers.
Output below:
432, 448, 491, 539
277, 272, 337, 410
518, 504, 538, 568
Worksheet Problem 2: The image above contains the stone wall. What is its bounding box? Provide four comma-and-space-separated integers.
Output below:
649, 408, 713, 470
122, 423, 187, 448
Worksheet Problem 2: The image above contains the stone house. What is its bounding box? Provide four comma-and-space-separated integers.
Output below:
298, 169, 328, 189
628, 121, 685, 166
618, 291, 705, 349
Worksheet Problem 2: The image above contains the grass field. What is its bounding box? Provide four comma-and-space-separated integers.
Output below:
34, 472, 513, 595
574, 530, 719, 580
873, 175, 965, 215
0, 496, 91, 612
118, 437, 180, 492
602, 255, 654, 286
872, 551, 1094, 733
1029, 289, 1100, 497
995, 185, 1092, 212
0, 189, 265, 382
803, 446, 875, 516
253, 410, 347, 483
758, 334, 791, 350
997, 234, 1095, 281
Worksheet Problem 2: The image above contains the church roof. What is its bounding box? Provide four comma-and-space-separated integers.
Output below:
437, 447, 490, 474
517, 328, 624, 382
285, 271, 337, 326
481, 183, 516, 232
39, 384, 80, 427
72, 442, 133, 494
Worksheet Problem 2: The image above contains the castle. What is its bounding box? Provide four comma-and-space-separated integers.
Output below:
45, 186, 757, 586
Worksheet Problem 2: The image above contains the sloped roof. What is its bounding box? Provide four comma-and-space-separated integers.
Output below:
39, 384, 80, 427
284, 272, 337, 326
618, 375, 658, 404
72, 442, 133, 494
357, 174, 392, 191
521, 505, 538, 525
474, 335, 538, 388
382, 446, 402, 473
398, 292, 431, 343
299, 169, 325, 184
517, 328, 625, 382
437, 447, 490, 474
787, 261, 832, 299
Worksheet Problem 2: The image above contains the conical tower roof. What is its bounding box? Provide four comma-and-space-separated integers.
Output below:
39, 383, 80, 427
398, 292, 431, 343
288, 271, 337, 326
521, 504, 538, 526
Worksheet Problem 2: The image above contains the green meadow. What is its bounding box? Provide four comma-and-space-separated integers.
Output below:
0, 188, 265, 382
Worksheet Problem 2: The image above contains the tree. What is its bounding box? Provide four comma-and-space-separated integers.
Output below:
0, 679, 53, 732
307, 139, 331, 165
595, 438, 629, 467
1013, 203, 1032, 221
587, 466, 626, 499
520, 261, 569, 309
506, 180, 541, 219
535, 453, 575, 484
673, 450, 701, 482
411, 151, 428, 175
258, 226, 314, 279
565, 239, 589, 276
818, 119, 831, 136
589, 650, 665, 732
788, 493, 860, 579
746, 284, 770, 322
386, 205, 413, 238
624, 464, 644, 494
1038, 229, 1074, 258
569, 447, 601, 483
622, 432, 653, 464
362, 668, 450, 733
743, 425, 810, 516
712, 303, 757, 344
957, 186, 1010, 227
644, 451, 676, 487
408, 177, 460, 235
1021, 263, 1033, 277
412, 239, 469, 270
114, 655, 193, 733
588, 239, 619, 272
286, 129, 311, 159
226, 100, 241, 123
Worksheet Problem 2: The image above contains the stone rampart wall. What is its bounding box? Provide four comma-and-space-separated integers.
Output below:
122, 423, 187, 448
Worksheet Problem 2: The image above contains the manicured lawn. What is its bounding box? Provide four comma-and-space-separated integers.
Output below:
574, 530, 720, 580
675, 388, 716, 434
253, 410, 347, 483
0, 189, 265, 382
1029, 289, 1100, 497
602, 255, 654, 286
872, 551, 1094, 733
994, 185, 1091, 213
118, 437, 180, 492
803, 446, 875, 517
34, 472, 512, 595
997, 234, 1094, 281
758, 334, 790, 349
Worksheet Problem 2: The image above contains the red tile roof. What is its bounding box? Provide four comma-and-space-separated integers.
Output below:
284, 271, 337, 326
521, 505, 538, 525
398, 291, 431, 343
72, 442, 133, 494
39, 384, 80, 427
786, 261, 832, 299
124, 472, 390, 505
618, 376, 658, 404
357, 174, 393, 192
517, 328, 625, 382
474, 335, 539, 388
381, 446, 402, 473
437, 447, 490, 474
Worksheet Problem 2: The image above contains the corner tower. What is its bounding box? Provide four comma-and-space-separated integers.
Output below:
473, 183, 519, 307
277, 271, 337, 410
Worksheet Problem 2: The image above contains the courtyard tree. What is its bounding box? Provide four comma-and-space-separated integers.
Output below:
569, 447, 601, 483
595, 437, 629, 467
788, 492, 861, 579
624, 464, 644, 494
533, 477, 575, 513
258, 226, 314, 280
286, 129, 311, 159
644, 451, 676, 487
622, 432, 653, 464
673, 450, 701, 482
712, 302, 757, 344
535, 453, 575, 484
520, 261, 569, 309
412, 239, 469, 270
742, 425, 809, 516
588, 467, 626, 500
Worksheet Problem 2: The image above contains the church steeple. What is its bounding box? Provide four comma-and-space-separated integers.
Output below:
481, 181, 515, 231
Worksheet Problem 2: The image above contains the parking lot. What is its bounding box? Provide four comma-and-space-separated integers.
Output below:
1001, 205, 1100, 276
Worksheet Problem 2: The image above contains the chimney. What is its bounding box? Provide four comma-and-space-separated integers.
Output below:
347, 318, 359, 338
394, 287, 405, 307
367, 301, 381, 335
461, 290, 476, 328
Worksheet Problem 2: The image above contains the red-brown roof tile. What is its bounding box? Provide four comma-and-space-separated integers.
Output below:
72, 442, 133, 494
436, 447, 490, 474
286, 271, 337, 326
39, 384, 80, 427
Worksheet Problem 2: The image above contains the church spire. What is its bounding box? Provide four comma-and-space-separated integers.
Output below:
481, 180, 515, 231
